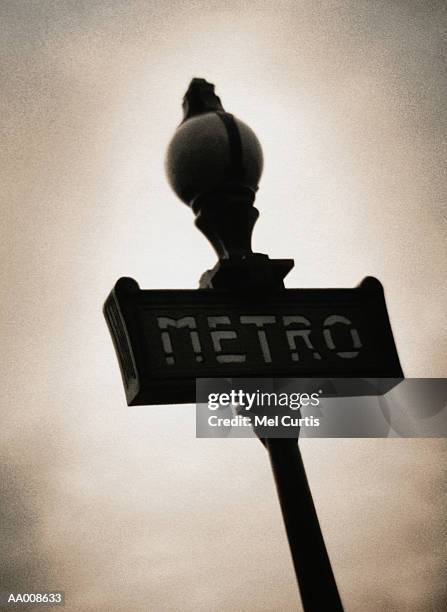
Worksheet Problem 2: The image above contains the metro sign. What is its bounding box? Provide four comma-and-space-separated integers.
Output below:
104, 276, 403, 405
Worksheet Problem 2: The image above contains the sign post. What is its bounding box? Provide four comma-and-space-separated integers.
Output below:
104, 79, 403, 611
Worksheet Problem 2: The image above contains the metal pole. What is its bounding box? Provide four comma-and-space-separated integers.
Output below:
265, 438, 344, 612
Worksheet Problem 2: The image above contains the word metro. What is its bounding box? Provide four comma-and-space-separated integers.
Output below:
157, 313, 362, 365
104, 276, 402, 405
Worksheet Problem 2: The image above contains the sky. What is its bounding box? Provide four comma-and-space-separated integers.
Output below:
1, 1, 446, 610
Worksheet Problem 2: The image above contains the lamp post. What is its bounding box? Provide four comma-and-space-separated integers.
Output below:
165, 78, 344, 611
104, 77, 403, 610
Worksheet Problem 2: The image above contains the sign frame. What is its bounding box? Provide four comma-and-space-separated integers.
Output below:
104, 275, 403, 405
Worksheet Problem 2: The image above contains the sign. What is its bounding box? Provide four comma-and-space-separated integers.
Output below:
104, 276, 402, 405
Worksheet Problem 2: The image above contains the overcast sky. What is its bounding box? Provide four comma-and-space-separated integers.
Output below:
2, 1, 446, 610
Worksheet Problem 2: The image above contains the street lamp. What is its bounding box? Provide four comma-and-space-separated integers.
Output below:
165, 78, 344, 611
104, 77, 403, 611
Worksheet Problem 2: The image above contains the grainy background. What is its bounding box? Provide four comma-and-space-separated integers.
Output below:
1, 1, 446, 610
